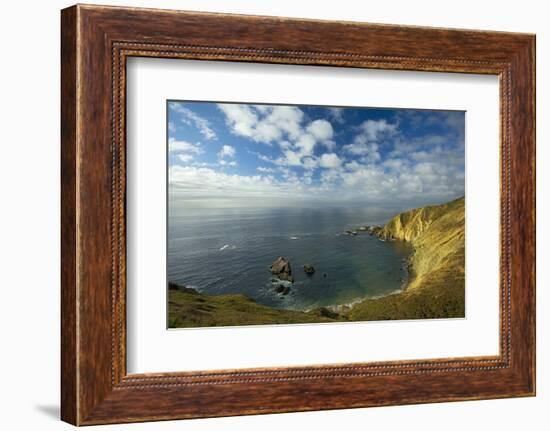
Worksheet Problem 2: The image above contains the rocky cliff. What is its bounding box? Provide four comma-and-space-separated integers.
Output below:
380, 196, 465, 290
349, 196, 465, 320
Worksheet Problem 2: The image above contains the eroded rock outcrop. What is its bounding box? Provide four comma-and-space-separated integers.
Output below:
270, 256, 294, 283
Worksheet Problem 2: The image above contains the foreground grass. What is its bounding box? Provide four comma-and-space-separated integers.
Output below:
347, 274, 465, 321
168, 287, 344, 328
169, 196, 465, 328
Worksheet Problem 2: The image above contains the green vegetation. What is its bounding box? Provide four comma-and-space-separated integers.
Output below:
168, 285, 345, 328
168, 197, 465, 328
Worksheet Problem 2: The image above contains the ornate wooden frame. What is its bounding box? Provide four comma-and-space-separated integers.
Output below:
61, 4, 536, 425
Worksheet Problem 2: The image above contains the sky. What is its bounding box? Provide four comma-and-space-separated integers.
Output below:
167, 101, 465, 209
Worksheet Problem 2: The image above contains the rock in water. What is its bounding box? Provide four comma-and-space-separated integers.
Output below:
343, 230, 358, 236
274, 284, 291, 295
367, 225, 382, 236
303, 264, 315, 275
270, 257, 294, 282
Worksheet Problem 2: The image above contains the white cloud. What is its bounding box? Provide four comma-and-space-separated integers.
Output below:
382, 158, 407, 171
170, 105, 217, 140
336, 157, 463, 201
169, 165, 315, 206
302, 157, 318, 171
307, 120, 336, 151
280, 150, 303, 167
170, 165, 277, 198
343, 142, 380, 162
319, 153, 342, 169
307, 119, 334, 142
219, 103, 339, 169
344, 160, 362, 171
218, 104, 264, 140
256, 166, 276, 173
414, 162, 437, 176
265, 106, 304, 140
388, 139, 422, 158
216, 144, 237, 167
191, 161, 218, 168
218, 145, 236, 158
218, 104, 304, 144
422, 135, 448, 146
255, 152, 275, 164
341, 119, 397, 163
279, 140, 292, 150
169, 138, 202, 154
177, 154, 194, 163
170, 151, 463, 207
218, 159, 237, 167
320, 168, 341, 184
410, 151, 433, 162
360, 119, 398, 141
295, 134, 316, 157
169, 139, 202, 165
327, 107, 344, 123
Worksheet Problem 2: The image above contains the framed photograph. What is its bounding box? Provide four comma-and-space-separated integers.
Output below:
61, 4, 535, 425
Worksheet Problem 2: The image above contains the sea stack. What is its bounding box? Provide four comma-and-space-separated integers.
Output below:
303, 264, 315, 275
270, 256, 294, 283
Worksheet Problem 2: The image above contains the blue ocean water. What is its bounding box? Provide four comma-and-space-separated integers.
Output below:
168, 206, 411, 311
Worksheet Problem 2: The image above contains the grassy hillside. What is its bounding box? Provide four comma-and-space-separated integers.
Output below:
168, 286, 344, 328
349, 197, 465, 320
168, 197, 465, 328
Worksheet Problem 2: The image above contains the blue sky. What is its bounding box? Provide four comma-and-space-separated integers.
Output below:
168, 101, 464, 209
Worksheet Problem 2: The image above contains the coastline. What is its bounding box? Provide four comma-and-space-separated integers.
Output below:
168, 196, 465, 328
348, 196, 465, 321
321, 285, 406, 314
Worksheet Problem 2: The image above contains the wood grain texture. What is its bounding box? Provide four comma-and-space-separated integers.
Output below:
60, 4, 536, 425
60, 5, 78, 425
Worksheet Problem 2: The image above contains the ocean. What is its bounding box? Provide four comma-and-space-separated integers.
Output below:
168, 206, 411, 311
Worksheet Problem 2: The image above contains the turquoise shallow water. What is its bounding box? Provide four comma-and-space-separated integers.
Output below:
168, 206, 411, 311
